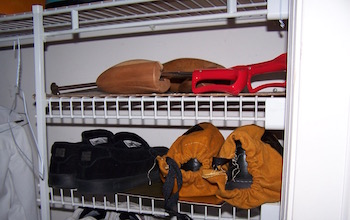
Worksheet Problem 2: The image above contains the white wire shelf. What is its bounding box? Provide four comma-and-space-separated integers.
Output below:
0, 0, 269, 45
45, 93, 285, 129
42, 186, 263, 220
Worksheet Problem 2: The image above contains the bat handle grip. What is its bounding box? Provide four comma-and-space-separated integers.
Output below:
246, 53, 287, 93
192, 68, 248, 95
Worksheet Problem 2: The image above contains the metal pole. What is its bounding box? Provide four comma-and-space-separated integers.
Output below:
33, 5, 50, 220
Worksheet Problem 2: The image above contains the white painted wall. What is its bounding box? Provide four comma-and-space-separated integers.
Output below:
0, 23, 287, 219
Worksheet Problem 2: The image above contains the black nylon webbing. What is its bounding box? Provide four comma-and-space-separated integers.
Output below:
212, 141, 241, 169
261, 131, 283, 156
162, 157, 192, 220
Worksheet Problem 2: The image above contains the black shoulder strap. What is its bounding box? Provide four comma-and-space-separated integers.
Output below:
162, 157, 192, 220
212, 140, 241, 170
261, 131, 284, 156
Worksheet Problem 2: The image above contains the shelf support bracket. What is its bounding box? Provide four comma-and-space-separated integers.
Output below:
33, 5, 50, 220
227, 0, 237, 14
72, 9, 79, 30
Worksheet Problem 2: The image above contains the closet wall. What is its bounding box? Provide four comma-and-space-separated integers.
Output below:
0, 22, 287, 219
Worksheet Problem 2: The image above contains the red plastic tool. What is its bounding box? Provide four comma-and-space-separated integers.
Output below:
192, 53, 287, 95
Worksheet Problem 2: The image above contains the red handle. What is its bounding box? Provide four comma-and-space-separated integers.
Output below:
192, 67, 248, 95
192, 53, 287, 95
246, 53, 287, 93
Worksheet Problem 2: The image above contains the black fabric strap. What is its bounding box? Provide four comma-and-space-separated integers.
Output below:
212, 141, 241, 170
183, 124, 204, 135
261, 131, 283, 156
212, 157, 231, 170
79, 207, 106, 219
162, 157, 192, 220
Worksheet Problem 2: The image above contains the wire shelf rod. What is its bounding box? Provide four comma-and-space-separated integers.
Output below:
42, 0, 160, 15
42, 9, 266, 38
0, 12, 33, 22
41, 6, 227, 33
46, 95, 269, 103
70, 189, 75, 206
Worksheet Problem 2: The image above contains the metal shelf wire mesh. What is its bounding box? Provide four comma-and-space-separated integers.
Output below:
45, 94, 285, 128
0, 0, 268, 45
43, 186, 262, 220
